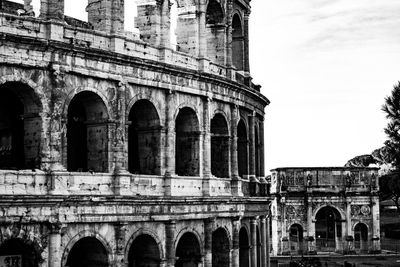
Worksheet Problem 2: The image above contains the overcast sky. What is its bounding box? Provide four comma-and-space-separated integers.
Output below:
23, 0, 400, 173
250, 0, 400, 172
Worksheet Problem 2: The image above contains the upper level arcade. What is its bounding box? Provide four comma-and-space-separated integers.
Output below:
0, 0, 255, 86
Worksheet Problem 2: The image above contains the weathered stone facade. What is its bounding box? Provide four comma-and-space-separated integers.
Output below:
0, 0, 270, 266
270, 167, 381, 256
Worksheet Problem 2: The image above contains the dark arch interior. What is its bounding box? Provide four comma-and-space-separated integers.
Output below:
128, 100, 161, 175
239, 227, 249, 267
212, 228, 230, 267
67, 91, 109, 172
232, 14, 244, 70
0, 238, 39, 267
0, 82, 42, 170
211, 114, 229, 178
237, 120, 248, 178
206, 0, 224, 24
128, 234, 160, 267
175, 232, 201, 267
315, 207, 342, 250
175, 107, 200, 176
354, 223, 368, 251
66, 237, 108, 267
289, 224, 304, 253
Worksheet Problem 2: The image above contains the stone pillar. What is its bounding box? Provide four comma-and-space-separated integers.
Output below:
243, 10, 250, 74
165, 220, 176, 267
87, 0, 125, 34
164, 90, 176, 196
48, 223, 62, 267
225, 0, 233, 70
249, 113, 256, 180
250, 217, 258, 267
259, 120, 265, 179
115, 222, 127, 265
198, 0, 207, 59
266, 213, 271, 267
175, 1, 200, 56
202, 97, 212, 196
135, 1, 162, 45
306, 193, 316, 254
204, 218, 215, 267
371, 195, 381, 252
232, 217, 241, 267
40, 0, 64, 20
260, 216, 267, 267
230, 104, 242, 196
345, 199, 354, 253
160, 0, 171, 48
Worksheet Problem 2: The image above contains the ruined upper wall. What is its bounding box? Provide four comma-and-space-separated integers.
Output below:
1, 0, 256, 86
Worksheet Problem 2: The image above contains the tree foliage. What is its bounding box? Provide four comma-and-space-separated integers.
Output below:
381, 82, 400, 213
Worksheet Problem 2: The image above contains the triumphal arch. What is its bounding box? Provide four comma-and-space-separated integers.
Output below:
0, 0, 270, 266
270, 167, 381, 256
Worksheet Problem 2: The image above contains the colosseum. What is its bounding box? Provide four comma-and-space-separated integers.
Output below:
0, 0, 270, 267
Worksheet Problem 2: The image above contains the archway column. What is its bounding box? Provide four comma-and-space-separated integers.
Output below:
202, 97, 211, 196
231, 104, 242, 196
306, 194, 315, 253
260, 216, 267, 267
232, 217, 241, 267
204, 218, 215, 267
250, 217, 258, 267
48, 223, 62, 267
164, 90, 176, 196
165, 220, 176, 267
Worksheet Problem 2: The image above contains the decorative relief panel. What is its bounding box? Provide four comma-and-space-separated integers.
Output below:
351, 205, 371, 217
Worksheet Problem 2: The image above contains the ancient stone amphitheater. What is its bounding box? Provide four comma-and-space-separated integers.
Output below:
0, 0, 270, 266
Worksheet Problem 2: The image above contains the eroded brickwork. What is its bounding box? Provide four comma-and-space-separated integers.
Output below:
0, 0, 269, 266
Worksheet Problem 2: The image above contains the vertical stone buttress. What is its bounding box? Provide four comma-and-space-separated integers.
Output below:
249, 113, 257, 183
231, 104, 242, 196
204, 218, 215, 267
225, 0, 233, 71
266, 213, 271, 267
87, 0, 125, 34
250, 217, 258, 267
40, 0, 64, 20
202, 97, 212, 196
165, 221, 176, 267
135, 0, 162, 45
260, 216, 267, 267
243, 10, 250, 74
371, 194, 381, 252
259, 120, 265, 179
115, 223, 127, 264
231, 217, 241, 267
48, 223, 62, 267
164, 90, 175, 196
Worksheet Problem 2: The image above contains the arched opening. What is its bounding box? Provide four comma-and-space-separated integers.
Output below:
66, 237, 109, 267
212, 228, 230, 267
128, 100, 161, 175
175, 232, 201, 267
237, 120, 248, 178
232, 13, 244, 70
67, 91, 109, 172
0, 238, 39, 267
0, 82, 42, 170
289, 224, 304, 254
239, 227, 249, 267
315, 207, 342, 252
205, 0, 225, 65
211, 114, 229, 178
128, 234, 161, 267
354, 223, 368, 252
175, 107, 200, 176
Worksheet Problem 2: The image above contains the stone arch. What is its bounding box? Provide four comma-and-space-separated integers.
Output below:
237, 119, 248, 178
174, 228, 204, 255
205, 0, 226, 65
232, 12, 244, 70
211, 109, 231, 134
314, 206, 344, 252
288, 223, 304, 253
62, 87, 113, 120
62, 230, 113, 267
0, 238, 42, 267
174, 230, 203, 267
175, 106, 201, 176
126, 93, 165, 127
173, 103, 202, 129
0, 80, 45, 170
124, 228, 165, 262
126, 231, 163, 267
65, 90, 110, 172
312, 205, 346, 221
239, 226, 250, 267
212, 227, 231, 267
128, 99, 162, 175
211, 112, 230, 178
